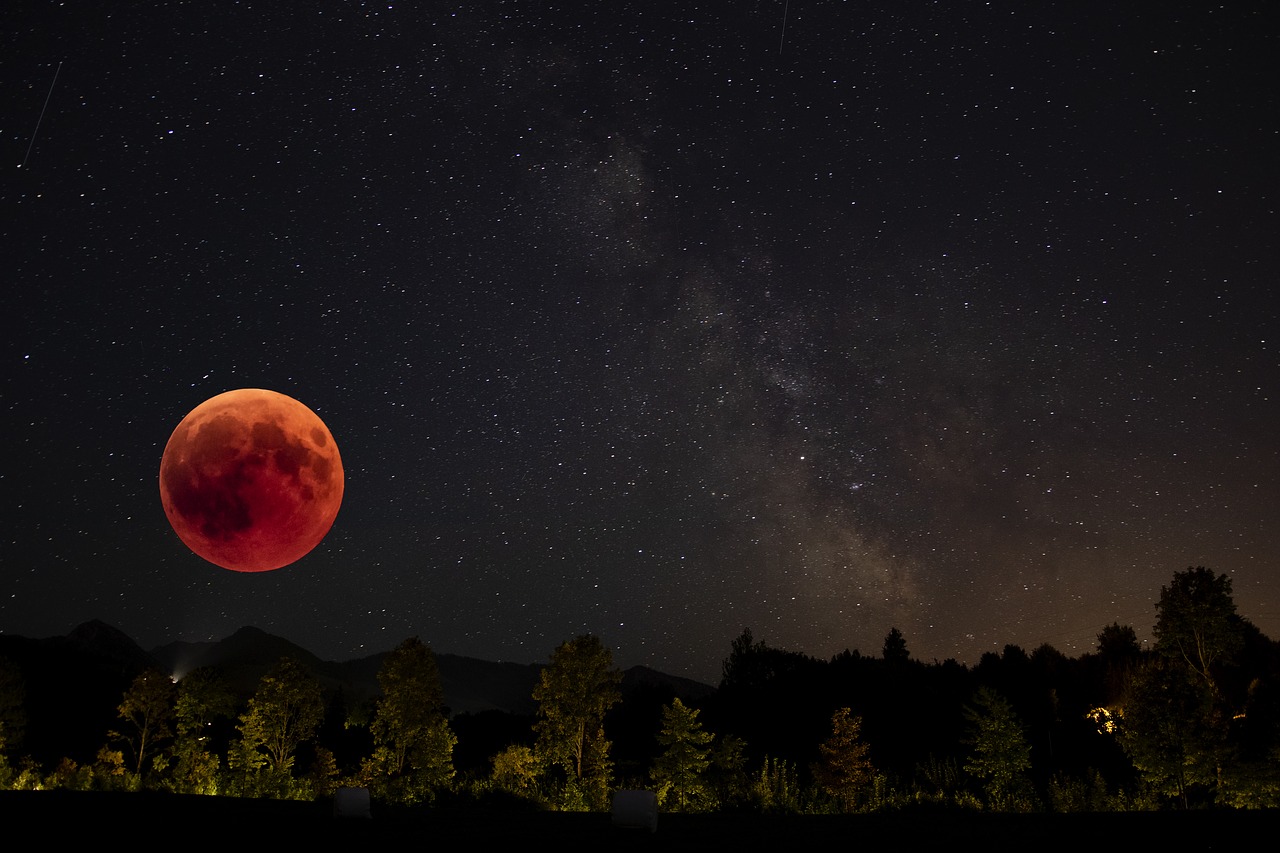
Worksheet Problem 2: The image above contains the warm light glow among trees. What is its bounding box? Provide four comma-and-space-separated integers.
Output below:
2, 565, 1279, 814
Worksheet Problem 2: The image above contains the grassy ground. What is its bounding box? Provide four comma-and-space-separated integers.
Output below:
3, 790, 1276, 849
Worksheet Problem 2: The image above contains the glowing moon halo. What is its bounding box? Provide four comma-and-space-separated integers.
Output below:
159, 389, 344, 572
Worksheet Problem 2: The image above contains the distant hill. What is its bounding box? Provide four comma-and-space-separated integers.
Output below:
150, 628, 714, 715
622, 664, 716, 703
152, 626, 344, 699
150, 630, 547, 715
1, 622, 715, 730
0, 621, 158, 765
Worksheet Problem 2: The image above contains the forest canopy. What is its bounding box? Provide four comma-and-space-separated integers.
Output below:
1, 567, 1277, 813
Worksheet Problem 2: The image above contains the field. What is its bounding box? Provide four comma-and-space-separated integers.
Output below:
3, 791, 1278, 849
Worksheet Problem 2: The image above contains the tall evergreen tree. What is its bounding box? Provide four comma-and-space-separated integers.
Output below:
882, 628, 909, 663
651, 697, 715, 811
963, 686, 1036, 811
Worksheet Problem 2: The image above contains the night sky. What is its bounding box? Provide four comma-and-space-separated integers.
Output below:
3, 2, 1277, 685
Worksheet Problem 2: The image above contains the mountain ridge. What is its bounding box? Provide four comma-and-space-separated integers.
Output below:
5, 620, 715, 720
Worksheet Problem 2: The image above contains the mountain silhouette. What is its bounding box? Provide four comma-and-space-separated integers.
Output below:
2, 621, 713, 729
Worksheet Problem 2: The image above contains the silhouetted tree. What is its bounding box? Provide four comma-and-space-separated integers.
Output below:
0, 656, 25, 784
1154, 566, 1244, 695
721, 628, 768, 690
720, 627, 815, 692
882, 628, 909, 663
1096, 622, 1143, 705
1097, 623, 1140, 660
707, 733, 752, 810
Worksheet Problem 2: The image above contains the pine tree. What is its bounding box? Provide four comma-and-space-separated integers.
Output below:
883, 628, 910, 663
962, 686, 1036, 811
651, 697, 715, 811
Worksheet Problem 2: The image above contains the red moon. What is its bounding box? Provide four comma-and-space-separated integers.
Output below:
159, 389, 344, 572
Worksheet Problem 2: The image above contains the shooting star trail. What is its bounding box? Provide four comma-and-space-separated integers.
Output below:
778, 0, 790, 56
19, 61, 63, 170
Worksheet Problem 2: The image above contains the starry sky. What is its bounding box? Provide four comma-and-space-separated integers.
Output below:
3, 2, 1277, 685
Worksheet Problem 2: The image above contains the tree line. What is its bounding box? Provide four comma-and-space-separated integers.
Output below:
1, 566, 1277, 812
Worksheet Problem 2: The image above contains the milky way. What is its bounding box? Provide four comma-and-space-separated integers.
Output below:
3, 2, 1276, 683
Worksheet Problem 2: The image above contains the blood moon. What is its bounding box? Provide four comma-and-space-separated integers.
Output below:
159, 389, 343, 572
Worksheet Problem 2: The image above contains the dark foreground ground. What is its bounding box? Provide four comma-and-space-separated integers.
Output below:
3, 791, 1275, 849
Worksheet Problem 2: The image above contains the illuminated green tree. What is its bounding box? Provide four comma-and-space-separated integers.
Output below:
651, 697, 715, 811
109, 670, 176, 778
307, 746, 341, 798
169, 667, 235, 795
532, 635, 622, 809
361, 637, 456, 804
491, 744, 542, 800
93, 746, 130, 790
1217, 753, 1280, 809
229, 657, 324, 798
812, 707, 875, 811
1117, 657, 1223, 808
962, 687, 1036, 811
